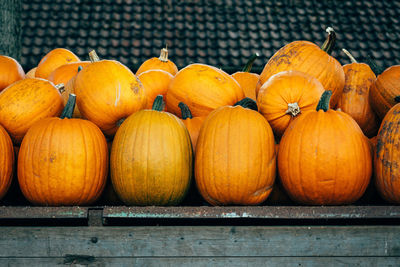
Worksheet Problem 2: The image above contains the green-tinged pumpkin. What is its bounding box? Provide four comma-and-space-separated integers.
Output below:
0, 125, 14, 200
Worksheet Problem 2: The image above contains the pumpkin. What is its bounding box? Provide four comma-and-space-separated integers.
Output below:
259, 27, 345, 107
110, 95, 192, 205
336, 49, 379, 137
25, 67, 37, 79
178, 102, 205, 152
35, 48, 80, 79
61, 66, 83, 118
137, 69, 173, 109
0, 78, 64, 144
374, 102, 400, 203
369, 65, 400, 119
136, 46, 178, 76
0, 55, 25, 91
195, 98, 276, 205
257, 70, 325, 138
0, 125, 14, 200
18, 94, 108, 206
48, 61, 90, 85
166, 63, 244, 117
74, 50, 146, 136
278, 91, 372, 205
231, 53, 260, 101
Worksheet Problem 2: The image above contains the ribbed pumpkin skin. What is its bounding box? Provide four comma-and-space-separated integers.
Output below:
195, 106, 276, 205
370, 65, 400, 119
0, 55, 25, 91
138, 69, 173, 109
18, 118, 108, 206
111, 110, 193, 205
259, 41, 345, 107
166, 64, 244, 117
337, 63, 379, 137
0, 78, 64, 144
35, 48, 80, 79
48, 61, 90, 85
374, 104, 400, 203
278, 110, 372, 205
0, 125, 14, 200
231, 72, 259, 101
136, 58, 178, 76
74, 60, 146, 136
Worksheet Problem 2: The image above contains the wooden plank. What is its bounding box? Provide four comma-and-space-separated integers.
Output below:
0, 206, 88, 219
0, 257, 399, 267
0, 226, 399, 257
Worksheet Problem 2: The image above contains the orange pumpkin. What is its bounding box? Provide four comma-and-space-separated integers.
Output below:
74, 50, 146, 136
0, 125, 14, 200
195, 98, 276, 205
111, 95, 192, 205
0, 55, 25, 91
257, 70, 325, 138
369, 65, 400, 119
25, 67, 37, 79
18, 94, 108, 206
259, 27, 345, 107
137, 69, 173, 109
136, 46, 178, 76
60, 66, 83, 118
166, 63, 244, 117
231, 53, 260, 101
48, 61, 90, 85
35, 48, 80, 79
178, 102, 205, 152
278, 91, 372, 205
0, 78, 64, 144
337, 49, 379, 137
374, 103, 400, 203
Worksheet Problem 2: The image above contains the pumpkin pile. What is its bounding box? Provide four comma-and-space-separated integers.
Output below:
0, 27, 399, 207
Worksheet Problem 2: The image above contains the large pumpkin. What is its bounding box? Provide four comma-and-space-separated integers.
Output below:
136, 46, 178, 76
18, 95, 108, 206
178, 102, 205, 153
166, 63, 244, 117
257, 70, 325, 138
259, 27, 345, 107
278, 91, 372, 205
0, 125, 14, 200
0, 55, 25, 91
231, 53, 260, 101
74, 51, 146, 136
137, 69, 173, 109
374, 103, 400, 203
110, 95, 192, 205
0, 78, 64, 144
35, 48, 80, 79
195, 98, 276, 205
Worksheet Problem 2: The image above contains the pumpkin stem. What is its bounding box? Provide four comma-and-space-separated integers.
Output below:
152, 95, 165, 111
321, 27, 336, 55
394, 96, 400, 103
286, 102, 301, 117
242, 53, 259, 72
342, 49, 357, 63
60, 94, 76, 119
116, 118, 125, 126
178, 102, 193, 119
234, 97, 258, 111
78, 65, 83, 72
316, 90, 333, 112
55, 83, 65, 94
366, 55, 385, 75
159, 45, 169, 63
89, 50, 100, 63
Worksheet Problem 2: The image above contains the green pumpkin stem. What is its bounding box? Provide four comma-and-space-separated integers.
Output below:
234, 97, 258, 111
60, 94, 76, 119
366, 55, 385, 75
321, 27, 336, 55
178, 102, 193, 119
152, 95, 165, 111
342, 49, 357, 63
242, 53, 259, 72
394, 96, 400, 103
316, 90, 333, 112
89, 50, 100, 63
78, 65, 83, 72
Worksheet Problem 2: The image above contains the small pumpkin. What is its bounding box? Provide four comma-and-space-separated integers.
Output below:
0, 78, 64, 144
278, 91, 372, 205
35, 48, 80, 79
0, 55, 25, 91
231, 53, 260, 101
195, 98, 276, 205
136, 46, 178, 76
137, 69, 173, 109
74, 50, 146, 136
166, 63, 244, 117
25, 67, 37, 79
18, 94, 108, 206
61, 66, 84, 118
110, 95, 192, 205
336, 49, 379, 137
48, 61, 90, 85
0, 125, 14, 200
178, 102, 205, 152
257, 70, 325, 138
259, 27, 345, 107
